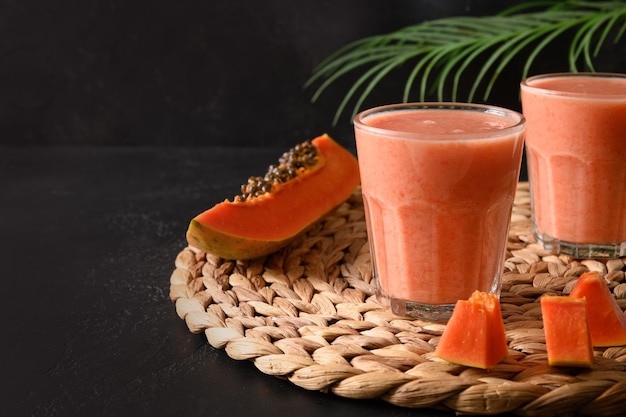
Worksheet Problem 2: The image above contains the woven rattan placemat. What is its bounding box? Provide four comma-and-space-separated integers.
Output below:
169, 182, 626, 416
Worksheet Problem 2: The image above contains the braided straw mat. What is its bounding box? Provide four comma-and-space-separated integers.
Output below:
169, 182, 626, 416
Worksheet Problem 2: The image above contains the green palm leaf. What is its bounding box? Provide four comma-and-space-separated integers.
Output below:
307, 0, 626, 124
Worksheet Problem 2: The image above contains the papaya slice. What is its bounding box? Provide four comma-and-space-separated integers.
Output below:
435, 291, 508, 369
540, 295, 594, 368
186, 134, 360, 260
569, 271, 626, 347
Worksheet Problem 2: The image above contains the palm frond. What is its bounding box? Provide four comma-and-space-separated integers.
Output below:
307, 0, 626, 124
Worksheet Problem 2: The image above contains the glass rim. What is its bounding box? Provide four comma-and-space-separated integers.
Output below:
521, 72, 626, 99
353, 102, 526, 141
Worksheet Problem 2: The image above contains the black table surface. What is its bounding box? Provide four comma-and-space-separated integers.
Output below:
1, 146, 520, 417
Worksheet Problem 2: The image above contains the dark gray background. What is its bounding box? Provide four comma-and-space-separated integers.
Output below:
2, 0, 625, 149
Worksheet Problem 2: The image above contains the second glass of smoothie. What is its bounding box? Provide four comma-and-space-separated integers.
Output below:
354, 103, 525, 321
521, 72, 626, 258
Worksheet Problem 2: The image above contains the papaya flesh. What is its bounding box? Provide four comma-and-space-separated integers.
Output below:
186, 134, 360, 260
569, 271, 626, 347
540, 295, 594, 368
435, 291, 508, 370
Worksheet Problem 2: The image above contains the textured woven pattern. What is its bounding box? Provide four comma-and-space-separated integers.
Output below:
169, 183, 626, 416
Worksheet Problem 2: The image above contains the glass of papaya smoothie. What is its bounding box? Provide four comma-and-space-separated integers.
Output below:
521, 73, 626, 259
354, 103, 525, 321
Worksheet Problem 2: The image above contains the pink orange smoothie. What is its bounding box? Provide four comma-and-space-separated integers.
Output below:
354, 104, 525, 310
521, 73, 626, 249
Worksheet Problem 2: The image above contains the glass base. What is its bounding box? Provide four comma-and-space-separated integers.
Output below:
536, 231, 626, 259
380, 293, 455, 322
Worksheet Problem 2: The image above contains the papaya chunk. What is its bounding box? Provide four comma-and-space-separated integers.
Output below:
435, 291, 508, 370
569, 271, 626, 347
540, 295, 593, 368
186, 134, 360, 260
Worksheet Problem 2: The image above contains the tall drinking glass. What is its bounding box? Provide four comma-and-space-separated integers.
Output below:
354, 103, 525, 321
521, 73, 626, 258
